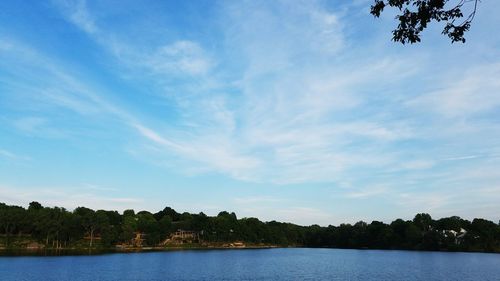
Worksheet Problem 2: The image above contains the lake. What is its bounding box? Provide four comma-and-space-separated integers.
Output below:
1, 248, 499, 280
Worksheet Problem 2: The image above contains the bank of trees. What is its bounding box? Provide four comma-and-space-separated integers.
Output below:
0, 201, 499, 252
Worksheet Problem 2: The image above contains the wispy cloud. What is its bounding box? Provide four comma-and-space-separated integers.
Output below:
233, 196, 285, 204
1, 0, 500, 224
0, 184, 144, 211
345, 186, 388, 199
442, 155, 480, 161
13, 116, 72, 138
408, 63, 500, 118
147, 40, 213, 76
0, 149, 16, 159
239, 205, 336, 225
80, 183, 118, 192
55, 0, 97, 34
45, 0, 500, 189
0, 149, 31, 161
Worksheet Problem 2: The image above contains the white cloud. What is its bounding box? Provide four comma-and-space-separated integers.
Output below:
0, 149, 31, 162
233, 196, 284, 204
54, 0, 214, 79
409, 63, 500, 118
275, 207, 336, 225
442, 155, 480, 161
239, 205, 336, 225
345, 186, 388, 199
55, 0, 97, 34
1, 0, 500, 225
147, 40, 213, 76
81, 183, 118, 192
11, 0, 496, 195
400, 160, 435, 170
14, 117, 47, 132
0, 184, 144, 211
45, 0, 425, 184
0, 149, 16, 159
131, 123, 185, 152
13, 116, 70, 138
393, 183, 500, 222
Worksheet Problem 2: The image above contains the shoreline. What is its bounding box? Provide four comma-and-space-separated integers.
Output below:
0, 244, 280, 256
0, 246, 280, 257
1, 245, 499, 257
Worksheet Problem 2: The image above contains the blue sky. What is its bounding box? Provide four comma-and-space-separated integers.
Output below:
1, 0, 499, 225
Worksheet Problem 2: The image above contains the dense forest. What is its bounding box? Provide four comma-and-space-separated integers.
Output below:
1, 201, 499, 253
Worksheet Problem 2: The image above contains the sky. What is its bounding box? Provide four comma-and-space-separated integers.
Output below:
0, 0, 499, 226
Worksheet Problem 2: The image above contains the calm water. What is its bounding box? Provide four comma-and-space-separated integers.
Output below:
0, 248, 499, 281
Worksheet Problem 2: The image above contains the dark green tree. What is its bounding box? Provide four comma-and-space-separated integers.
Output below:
0, 204, 26, 246
137, 212, 160, 245
121, 210, 137, 242
413, 213, 433, 232
74, 207, 99, 248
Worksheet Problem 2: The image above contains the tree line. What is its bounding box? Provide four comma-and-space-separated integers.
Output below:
1, 201, 499, 252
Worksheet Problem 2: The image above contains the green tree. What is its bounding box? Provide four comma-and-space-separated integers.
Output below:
154, 207, 180, 221
469, 218, 498, 251
121, 211, 137, 242
137, 212, 160, 245
0, 204, 26, 245
413, 213, 433, 232
74, 207, 98, 248
159, 215, 173, 240
28, 201, 43, 211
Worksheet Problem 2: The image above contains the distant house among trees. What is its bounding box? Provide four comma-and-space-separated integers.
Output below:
162, 229, 200, 245
441, 228, 467, 245
131, 232, 146, 247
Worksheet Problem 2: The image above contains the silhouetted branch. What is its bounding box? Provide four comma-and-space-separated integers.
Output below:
371, 0, 480, 44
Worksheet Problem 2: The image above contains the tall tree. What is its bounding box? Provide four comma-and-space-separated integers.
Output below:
74, 207, 98, 248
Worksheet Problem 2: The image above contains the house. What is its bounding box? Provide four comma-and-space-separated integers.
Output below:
162, 229, 200, 245
131, 232, 146, 247
231, 241, 245, 248
441, 228, 467, 244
